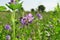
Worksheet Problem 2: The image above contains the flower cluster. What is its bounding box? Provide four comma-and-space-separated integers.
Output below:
20, 13, 34, 25
5, 24, 11, 30
36, 13, 42, 19
26, 13, 34, 23
6, 35, 11, 40
20, 13, 43, 25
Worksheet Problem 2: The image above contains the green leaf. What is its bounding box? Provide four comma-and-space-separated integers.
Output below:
0, 6, 6, 11
55, 27, 60, 32
6, 2, 22, 10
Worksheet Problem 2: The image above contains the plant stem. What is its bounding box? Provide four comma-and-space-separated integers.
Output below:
11, 11, 15, 40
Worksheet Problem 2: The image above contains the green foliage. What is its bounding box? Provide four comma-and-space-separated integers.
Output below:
15, 0, 21, 3
6, 0, 23, 11
0, 9, 60, 40
0, 1, 60, 40
0, 6, 6, 11
6, 2, 22, 11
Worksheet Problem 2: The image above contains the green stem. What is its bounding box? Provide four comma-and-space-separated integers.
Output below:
37, 20, 41, 40
11, 11, 15, 40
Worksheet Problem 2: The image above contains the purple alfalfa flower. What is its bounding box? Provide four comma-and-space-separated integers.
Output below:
20, 13, 34, 25
9, 0, 16, 4
20, 17, 28, 25
36, 13, 42, 19
11, 0, 14, 2
11, 0, 16, 3
6, 35, 11, 40
26, 13, 34, 23
5, 24, 11, 30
